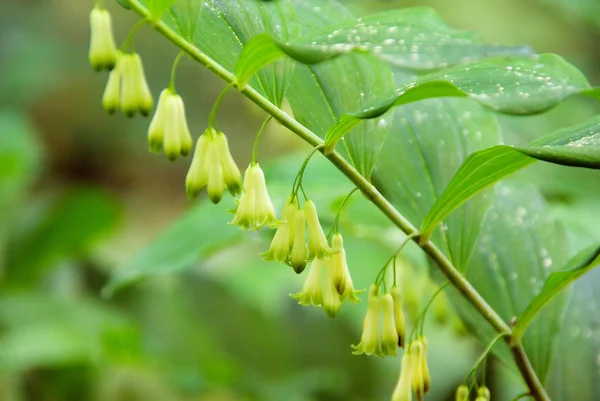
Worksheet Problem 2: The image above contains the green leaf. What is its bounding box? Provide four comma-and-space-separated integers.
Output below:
324, 54, 595, 153
420, 114, 600, 240
512, 245, 600, 341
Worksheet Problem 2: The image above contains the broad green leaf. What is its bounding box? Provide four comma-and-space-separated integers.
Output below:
324, 54, 596, 152
420, 114, 600, 240
512, 245, 600, 341
5, 189, 121, 286
448, 183, 571, 381
234, 7, 533, 86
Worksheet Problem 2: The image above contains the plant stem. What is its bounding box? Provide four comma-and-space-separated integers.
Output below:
126, 2, 550, 399
169, 51, 185, 91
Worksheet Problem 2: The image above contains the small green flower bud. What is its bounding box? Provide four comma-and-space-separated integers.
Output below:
352, 285, 381, 356
263, 197, 297, 263
331, 233, 363, 303
478, 386, 491, 401
380, 292, 399, 357
185, 132, 211, 199
162, 94, 182, 161
290, 257, 323, 307
322, 258, 341, 317
290, 208, 307, 274
304, 200, 332, 260
420, 336, 431, 395
130, 53, 153, 116
230, 164, 277, 230
120, 53, 153, 117
174, 95, 193, 157
214, 131, 242, 196
390, 286, 406, 347
455, 385, 469, 401
148, 89, 169, 153
102, 54, 121, 114
89, 6, 118, 71
391, 349, 415, 401
410, 340, 425, 399
148, 89, 192, 160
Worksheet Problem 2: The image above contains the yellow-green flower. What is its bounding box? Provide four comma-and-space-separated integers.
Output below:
206, 142, 225, 204
455, 385, 469, 401
420, 336, 431, 395
185, 133, 211, 199
322, 258, 341, 317
214, 131, 242, 196
290, 257, 323, 307
304, 200, 332, 260
147, 89, 193, 160
120, 53, 153, 117
89, 6, 118, 71
380, 292, 399, 357
263, 197, 297, 263
391, 285, 406, 347
410, 340, 425, 400
391, 348, 415, 401
331, 233, 362, 302
230, 164, 277, 230
352, 284, 381, 356
290, 207, 307, 274
477, 386, 490, 401
102, 52, 122, 114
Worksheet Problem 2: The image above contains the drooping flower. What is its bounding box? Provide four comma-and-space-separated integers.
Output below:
391, 286, 406, 347
206, 143, 225, 204
391, 348, 415, 401
214, 131, 242, 196
290, 257, 323, 307
331, 233, 362, 302
420, 336, 431, 395
263, 197, 297, 263
304, 200, 332, 260
380, 292, 399, 357
290, 207, 307, 274
322, 258, 341, 317
352, 284, 381, 356
410, 340, 426, 400
120, 53, 153, 117
102, 52, 122, 114
455, 385, 469, 401
230, 164, 278, 230
477, 386, 491, 401
147, 88, 193, 160
89, 6, 118, 71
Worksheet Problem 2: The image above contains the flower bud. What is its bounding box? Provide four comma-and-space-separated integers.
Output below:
147, 89, 192, 160
148, 89, 169, 153
89, 6, 118, 71
455, 385, 469, 401
174, 95, 193, 157
290, 208, 307, 274
304, 200, 332, 260
390, 286, 406, 347
214, 131, 242, 196
263, 197, 297, 263
391, 349, 414, 401
162, 94, 182, 161
352, 285, 381, 356
102, 54, 121, 114
331, 233, 362, 303
410, 340, 425, 400
185, 133, 211, 199
420, 336, 431, 395
478, 386, 491, 401
380, 293, 399, 357
206, 143, 225, 204
230, 164, 277, 230
290, 258, 323, 307
322, 258, 341, 317
120, 53, 153, 117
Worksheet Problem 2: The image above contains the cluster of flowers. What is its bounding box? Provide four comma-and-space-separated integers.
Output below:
391, 336, 431, 401
455, 385, 491, 401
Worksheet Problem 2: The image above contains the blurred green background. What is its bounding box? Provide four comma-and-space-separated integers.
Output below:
1, 0, 599, 400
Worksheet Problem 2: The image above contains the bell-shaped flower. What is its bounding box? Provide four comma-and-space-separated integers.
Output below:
352, 285, 381, 356
455, 385, 469, 401
420, 336, 431, 395
290, 207, 307, 274
206, 143, 225, 204
263, 198, 297, 263
185, 133, 211, 199
477, 386, 490, 401
290, 257, 323, 307
331, 233, 362, 303
410, 340, 426, 400
392, 349, 415, 401
380, 292, 399, 357
304, 200, 332, 260
147, 88, 193, 160
120, 53, 153, 117
322, 258, 341, 317
102, 52, 122, 114
214, 131, 242, 196
89, 6, 118, 71
391, 285, 406, 348
230, 164, 278, 230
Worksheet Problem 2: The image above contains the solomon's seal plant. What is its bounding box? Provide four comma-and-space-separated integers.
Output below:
94, 0, 600, 400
